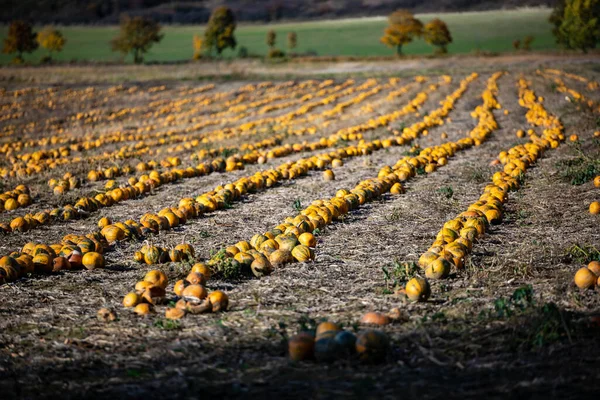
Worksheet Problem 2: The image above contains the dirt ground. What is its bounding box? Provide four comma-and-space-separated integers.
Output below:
1, 57, 600, 399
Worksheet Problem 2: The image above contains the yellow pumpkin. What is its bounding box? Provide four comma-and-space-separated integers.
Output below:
291, 245, 314, 262
405, 277, 430, 302
144, 270, 168, 289
298, 232, 316, 248
425, 257, 451, 279
82, 252, 105, 270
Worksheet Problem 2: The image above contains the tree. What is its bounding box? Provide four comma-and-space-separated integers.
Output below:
2, 20, 38, 63
287, 32, 297, 51
550, 0, 567, 41
204, 7, 237, 55
522, 35, 534, 51
380, 10, 423, 56
111, 16, 163, 64
555, 0, 600, 52
37, 27, 66, 60
266, 30, 276, 49
423, 18, 452, 54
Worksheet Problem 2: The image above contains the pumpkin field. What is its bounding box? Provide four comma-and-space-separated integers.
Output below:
1, 59, 600, 398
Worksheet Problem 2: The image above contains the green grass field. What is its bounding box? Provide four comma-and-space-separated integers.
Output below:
0, 8, 557, 64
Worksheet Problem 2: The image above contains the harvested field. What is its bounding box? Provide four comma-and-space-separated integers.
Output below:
1, 59, 600, 399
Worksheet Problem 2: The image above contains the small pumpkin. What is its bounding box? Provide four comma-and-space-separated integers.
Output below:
269, 249, 293, 266
405, 277, 431, 302
360, 312, 390, 326
207, 290, 229, 312
316, 321, 341, 340
288, 332, 315, 361
144, 270, 168, 289
574, 267, 596, 289
165, 307, 186, 320
291, 245, 314, 262
52, 256, 71, 272
82, 252, 105, 270
185, 272, 206, 286
134, 303, 154, 316
323, 169, 335, 181
123, 292, 141, 307
298, 232, 316, 247
182, 284, 207, 303
425, 257, 451, 279
191, 263, 211, 280
355, 330, 389, 363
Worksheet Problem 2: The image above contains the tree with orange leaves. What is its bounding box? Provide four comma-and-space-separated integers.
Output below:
380, 10, 423, 56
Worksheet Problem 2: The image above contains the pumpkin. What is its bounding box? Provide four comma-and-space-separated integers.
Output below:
52, 256, 71, 272
234, 252, 254, 267
186, 272, 206, 286
135, 280, 153, 293
323, 170, 335, 181
165, 307, 186, 320
10, 217, 28, 232
251, 256, 273, 277
316, 321, 341, 340
101, 225, 125, 242
143, 246, 162, 265
207, 290, 229, 312
291, 245, 314, 262
175, 243, 195, 259
16, 255, 34, 274
182, 284, 207, 303
68, 250, 83, 269
425, 257, 451, 279
355, 330, 389, 363
123, 292, 141, 307
144, 270, 168, 289
169, 248, 183, 262
314, 337, 342, 363
334, 331, 357, 356
574, 267, 596, 289
405, 277, 431, 302
250, 234, 268, 250
288, 332, 315, 361
98, 217, 111, 229
590, 202, 600, 215
174, 279, 187, 296
191, 263, 211, 280
134, 303, 153, 316
390, 182, 404, 194
418, 251, 439, 268
32, 253, 53, 273
82, 252, 104, 270
594, 176, 600, 188
269, 249, 292, 266
587, 261, 600, 276
298, 232, 316, 247
134, 251, 144, 263
360, 312, 390, 326
142, 286, 166, 305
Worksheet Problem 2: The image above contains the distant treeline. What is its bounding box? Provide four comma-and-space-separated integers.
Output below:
2, 0, 557, 24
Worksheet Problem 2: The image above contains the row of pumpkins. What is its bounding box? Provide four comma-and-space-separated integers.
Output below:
539, 70, 600, 113
544, 68, 599, 91
418, 76, 565, 284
